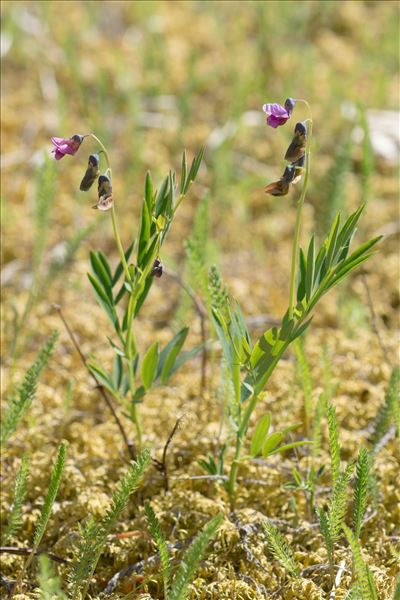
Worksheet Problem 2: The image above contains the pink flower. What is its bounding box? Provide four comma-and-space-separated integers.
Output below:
262, 98, 295, 128
51, 134, 84, 160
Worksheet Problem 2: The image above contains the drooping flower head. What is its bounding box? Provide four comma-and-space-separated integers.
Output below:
93, 174, 113, 211
80, 154, 100, 191
51, 134, 84, 160
284, 121, 307, 163
262, 98, 296, 128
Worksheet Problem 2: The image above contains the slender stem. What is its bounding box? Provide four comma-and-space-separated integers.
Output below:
288, 112, 313, 320
89, 133, 131, 283
54, 305, 136, 460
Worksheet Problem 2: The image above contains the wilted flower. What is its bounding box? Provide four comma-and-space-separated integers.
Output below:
80, 154, 100, 191
265, 159, 304, 196
51, 134, 84, 160
284, 121, 307, 163
150, 258, 163, 278
92, 174, 113, 211
262, 98, 295, 128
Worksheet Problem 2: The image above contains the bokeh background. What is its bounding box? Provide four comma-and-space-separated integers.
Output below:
1, 1, 399, 598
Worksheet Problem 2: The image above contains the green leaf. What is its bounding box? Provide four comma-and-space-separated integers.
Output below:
1, 331, 58, 446
169, 513, 222, 600
87, 273, 117, 327
305, 234, 315, 301
180, 150, 187, 195
262, 431, 283, 457
182, 147, 204, 195
33, 441, 67, 549
145, 501, 171, 598
297, 247, 307, 302
270, 440, 313, 455
159, 328, 189, 384
90, 251, 113, 302
141, 341, 159, 390
325, 212, 341, 268
168, 343, 205, 377
155, 175, 170, 218
144, 171, 154, 212
87, 362, 117, 395
112, 240, 135, 286
97, 250, 112, 283
250, 413, 271, 457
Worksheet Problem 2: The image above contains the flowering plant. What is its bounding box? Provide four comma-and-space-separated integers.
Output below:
52, 132, 204, 454
205, 99, 381, 509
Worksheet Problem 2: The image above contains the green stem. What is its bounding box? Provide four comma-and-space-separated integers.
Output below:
89, 133, 131, 283
288, 104, 313, 320
89, 133, 142, 445
227, 391, 259, 510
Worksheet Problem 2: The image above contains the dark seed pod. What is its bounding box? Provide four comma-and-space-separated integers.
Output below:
150, 258, 163, 278
284, 121, 307, 163
80, 154, 100, 191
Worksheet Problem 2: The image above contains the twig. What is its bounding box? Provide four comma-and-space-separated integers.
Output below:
54, 304, 136, 461
0, 546, 70, 565
153, 415, 185, 491
164, 267, 208, 393
361, 273, 391, 366
103, 539, 188, 596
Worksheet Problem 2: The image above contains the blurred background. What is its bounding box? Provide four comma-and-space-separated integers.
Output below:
2, 0, 399, 397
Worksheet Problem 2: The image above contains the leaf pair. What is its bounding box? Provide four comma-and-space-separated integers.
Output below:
249, 413, 311, 458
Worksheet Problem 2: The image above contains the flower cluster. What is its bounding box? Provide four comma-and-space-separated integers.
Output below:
262, 100, 307, 197
50, 135, 113, 211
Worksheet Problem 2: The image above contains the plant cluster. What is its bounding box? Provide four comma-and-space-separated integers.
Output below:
1, 97, 396, 600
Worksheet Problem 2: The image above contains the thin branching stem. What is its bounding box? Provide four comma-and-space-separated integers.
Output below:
288, 100, 313, 320
54, 304, 136, 460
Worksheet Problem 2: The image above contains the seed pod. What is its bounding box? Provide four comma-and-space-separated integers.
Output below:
284, 121, 307, 163
150, 258, 163, 278
80, 154, 100, 191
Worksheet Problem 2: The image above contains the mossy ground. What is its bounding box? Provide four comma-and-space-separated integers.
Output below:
1, 1, 399, 598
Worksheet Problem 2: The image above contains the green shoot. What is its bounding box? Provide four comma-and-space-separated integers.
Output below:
1, 331, 58, 447
2, 453, 30, 544
69, 449, 150, 599
263, 520, 300, 577
353, 448, 371, 539
343, 524, 378, 600
37, 554, 68, 600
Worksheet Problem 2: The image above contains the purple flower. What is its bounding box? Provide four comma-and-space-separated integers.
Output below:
262, 98, 295, 128
51, 134, 84, 160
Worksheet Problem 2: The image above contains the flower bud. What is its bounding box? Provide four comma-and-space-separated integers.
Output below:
150, 258, 163, 278
92, 174, 113, 211
284, 121, 307, 163
80, 154, 100, 191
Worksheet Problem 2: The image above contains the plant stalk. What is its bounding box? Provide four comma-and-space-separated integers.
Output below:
288, 103, 313, 320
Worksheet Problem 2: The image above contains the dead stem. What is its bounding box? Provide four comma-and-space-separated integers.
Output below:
361, 273, 392, 366
54, 304, 136, 461
153, 414, 185, 491
163, 267, 208, 393
0, 546, 70, 565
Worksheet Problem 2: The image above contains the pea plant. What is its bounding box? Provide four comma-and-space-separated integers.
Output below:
207, 99, 381, 509
51, 134, 203, 452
